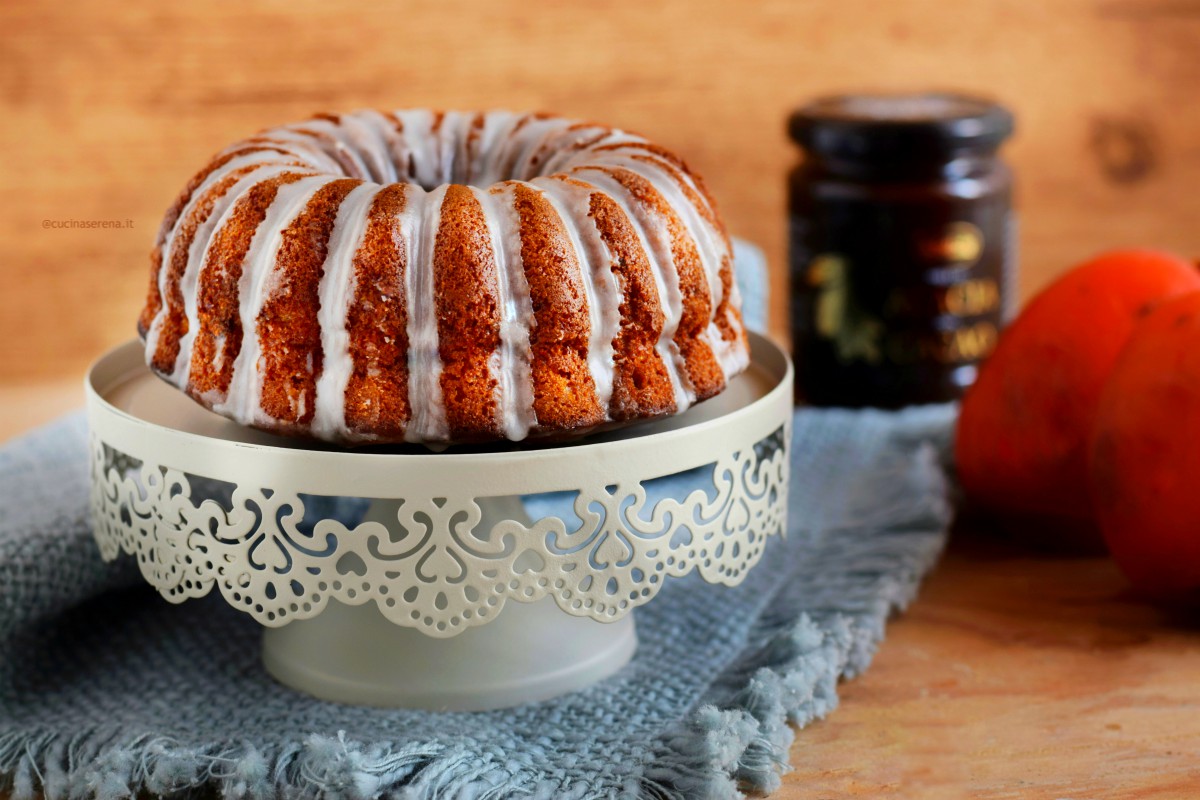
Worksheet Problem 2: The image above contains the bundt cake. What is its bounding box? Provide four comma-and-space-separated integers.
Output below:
138, 110, 751, 444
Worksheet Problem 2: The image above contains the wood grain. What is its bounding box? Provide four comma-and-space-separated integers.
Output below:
3, 0, 1200, 382
0, 379, 81, 440
780, 529, 1200, 798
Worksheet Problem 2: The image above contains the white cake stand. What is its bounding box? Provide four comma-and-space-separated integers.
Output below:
86, 333, 792, 711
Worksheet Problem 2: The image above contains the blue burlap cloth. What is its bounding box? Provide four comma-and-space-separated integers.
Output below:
0, 402, 953, 800
0, 237, 952, 797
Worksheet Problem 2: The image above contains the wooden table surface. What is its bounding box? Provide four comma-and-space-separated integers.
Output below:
5, 383, 1199, 799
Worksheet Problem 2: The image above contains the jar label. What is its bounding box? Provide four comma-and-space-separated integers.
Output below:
789, 177, 1014, 406
804, 223, 1002, 370
807, 253, 885, 364
916, 221, 984, 266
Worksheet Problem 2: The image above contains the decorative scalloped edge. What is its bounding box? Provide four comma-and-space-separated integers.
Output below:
90, 423, 789, 637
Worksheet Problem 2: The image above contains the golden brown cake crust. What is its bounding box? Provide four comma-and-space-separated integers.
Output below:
433, 184, 503, 441
138, 145, 294, 338
344, 183, 412, 439
187, 171, 313, 403
509, 182, 605, 433
151, 164, 265, 375
584, 189, 677, 421
592, 166, 726, 402
257, 178, 361, 428
628, 152, 749, 351
142, 110, 750, 445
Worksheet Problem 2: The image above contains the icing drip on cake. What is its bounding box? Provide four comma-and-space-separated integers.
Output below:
140, 110, 751, 444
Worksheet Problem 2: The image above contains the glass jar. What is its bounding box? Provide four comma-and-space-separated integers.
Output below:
788, 92, 1015, 407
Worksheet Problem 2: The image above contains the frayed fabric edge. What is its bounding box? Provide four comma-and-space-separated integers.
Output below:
0, 431, 953, 800
636, 443, 951, 800
0, 730, 579, 800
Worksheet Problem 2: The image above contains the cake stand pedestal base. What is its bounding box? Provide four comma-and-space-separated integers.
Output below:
261, 495, 638, 710
88, 333, 792, 711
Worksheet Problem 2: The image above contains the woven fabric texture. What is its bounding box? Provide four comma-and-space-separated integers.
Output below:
0, 405, 953, 800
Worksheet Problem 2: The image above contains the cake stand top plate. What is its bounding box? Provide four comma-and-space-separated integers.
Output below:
87, 333, 791, 498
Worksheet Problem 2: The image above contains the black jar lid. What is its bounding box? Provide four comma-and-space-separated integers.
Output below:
788, 92, 1014, 164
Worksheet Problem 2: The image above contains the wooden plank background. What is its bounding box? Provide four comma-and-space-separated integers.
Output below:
3, 0, 1200, 388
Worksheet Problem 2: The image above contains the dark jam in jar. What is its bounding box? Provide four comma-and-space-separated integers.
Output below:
788, 92, 1015, 407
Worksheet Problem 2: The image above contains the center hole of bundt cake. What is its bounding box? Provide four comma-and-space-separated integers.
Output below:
395, 131, 536, 192
307, 113, 577, 190
359, 117, 559, 190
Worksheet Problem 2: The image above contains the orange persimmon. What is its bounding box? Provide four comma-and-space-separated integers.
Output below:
956, 249, 1200, 550
1090, 290, 1200, 597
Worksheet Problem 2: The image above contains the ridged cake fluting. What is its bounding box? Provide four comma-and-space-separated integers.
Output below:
138, 110, 751, 444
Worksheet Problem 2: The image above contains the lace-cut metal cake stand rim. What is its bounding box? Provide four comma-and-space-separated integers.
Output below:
85, 334, 793, 498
